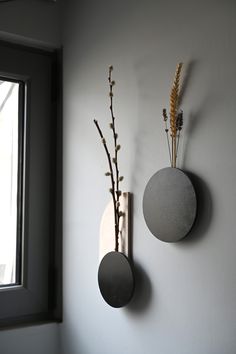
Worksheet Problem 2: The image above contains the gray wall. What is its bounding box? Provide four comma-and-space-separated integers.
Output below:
0, 1, 61, 354
0, 0, 62, 48
62, 0, 236, 353
0, 323, 59, 354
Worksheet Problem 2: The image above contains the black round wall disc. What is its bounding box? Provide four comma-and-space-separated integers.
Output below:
143, 167, 197, 242
98, 251, 135, 308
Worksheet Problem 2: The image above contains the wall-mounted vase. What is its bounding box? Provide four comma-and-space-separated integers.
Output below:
143, 167, 197, 242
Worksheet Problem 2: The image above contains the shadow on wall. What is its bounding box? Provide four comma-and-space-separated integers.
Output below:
181, 97, 212, 168
179, 60, 196, 107
126, 262, 153, 314
125, 171, 213, 314
178, 61, 214, 245
180, 62, 219, 169
179, 171, 213, 245
122, 194, 153, 314
124, 172, 213, 313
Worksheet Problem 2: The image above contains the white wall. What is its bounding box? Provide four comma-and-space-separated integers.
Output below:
0, 1, 61, 354
62, 0, 236, 353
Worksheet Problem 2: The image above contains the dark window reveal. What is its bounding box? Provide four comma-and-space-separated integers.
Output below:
0, 41, 62, 328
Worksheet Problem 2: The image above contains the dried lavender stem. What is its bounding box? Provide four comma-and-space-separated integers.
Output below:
176, 131, 181, 157
162, 109, 172, 166
166, 133, 171, 165
164, 125, 171, 165
173, 136, 177, 168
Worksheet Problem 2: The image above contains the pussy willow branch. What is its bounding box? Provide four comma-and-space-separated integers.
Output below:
93, 119, 119, 250
93, 67, 123, 252
108, 67, 119, 191
108, 67, 122, 245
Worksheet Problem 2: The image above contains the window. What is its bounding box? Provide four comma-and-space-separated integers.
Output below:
0, 79, 19, 286
0, 41, 62, 327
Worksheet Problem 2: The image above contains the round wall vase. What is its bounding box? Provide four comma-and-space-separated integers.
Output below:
143, 167, 197, 242
98, 251, 135, 308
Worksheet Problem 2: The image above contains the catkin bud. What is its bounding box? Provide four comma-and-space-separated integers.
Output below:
119, 211, 124, 217
109, 123, 114, 129
102, 138, 106, 144
109, 188, 113, 193
109, 65, 113, 71
112, 157, 117, 164
116, 190, 122, 197
105, 172, 111, 176
119, 176, 124, 182
109, 92, 113, 97
116, 145, 121, 151
111, 80, 115, 86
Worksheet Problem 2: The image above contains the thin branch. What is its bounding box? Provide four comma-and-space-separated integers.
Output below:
108, 67, 120, 193
93, 119, 119, 249
93, 66, 124, 252
108, 66, 122, 247
0, 83, 14, 114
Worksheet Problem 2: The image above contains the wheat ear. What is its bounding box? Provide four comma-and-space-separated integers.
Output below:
170, 62, 183, 167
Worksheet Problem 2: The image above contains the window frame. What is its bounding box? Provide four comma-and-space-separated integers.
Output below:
0, 40, 62, 328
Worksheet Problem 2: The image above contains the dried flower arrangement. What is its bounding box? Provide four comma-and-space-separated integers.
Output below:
94, 66, 124, 252
162, 63, 184, 168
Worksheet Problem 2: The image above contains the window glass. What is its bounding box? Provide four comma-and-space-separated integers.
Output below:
0, 79, 19, 286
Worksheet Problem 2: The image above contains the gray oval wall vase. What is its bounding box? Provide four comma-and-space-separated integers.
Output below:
98, 251, 135, 308
143, 167, 197, 242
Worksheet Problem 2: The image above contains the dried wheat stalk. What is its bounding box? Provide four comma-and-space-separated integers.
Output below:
162, 63, 184, 168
